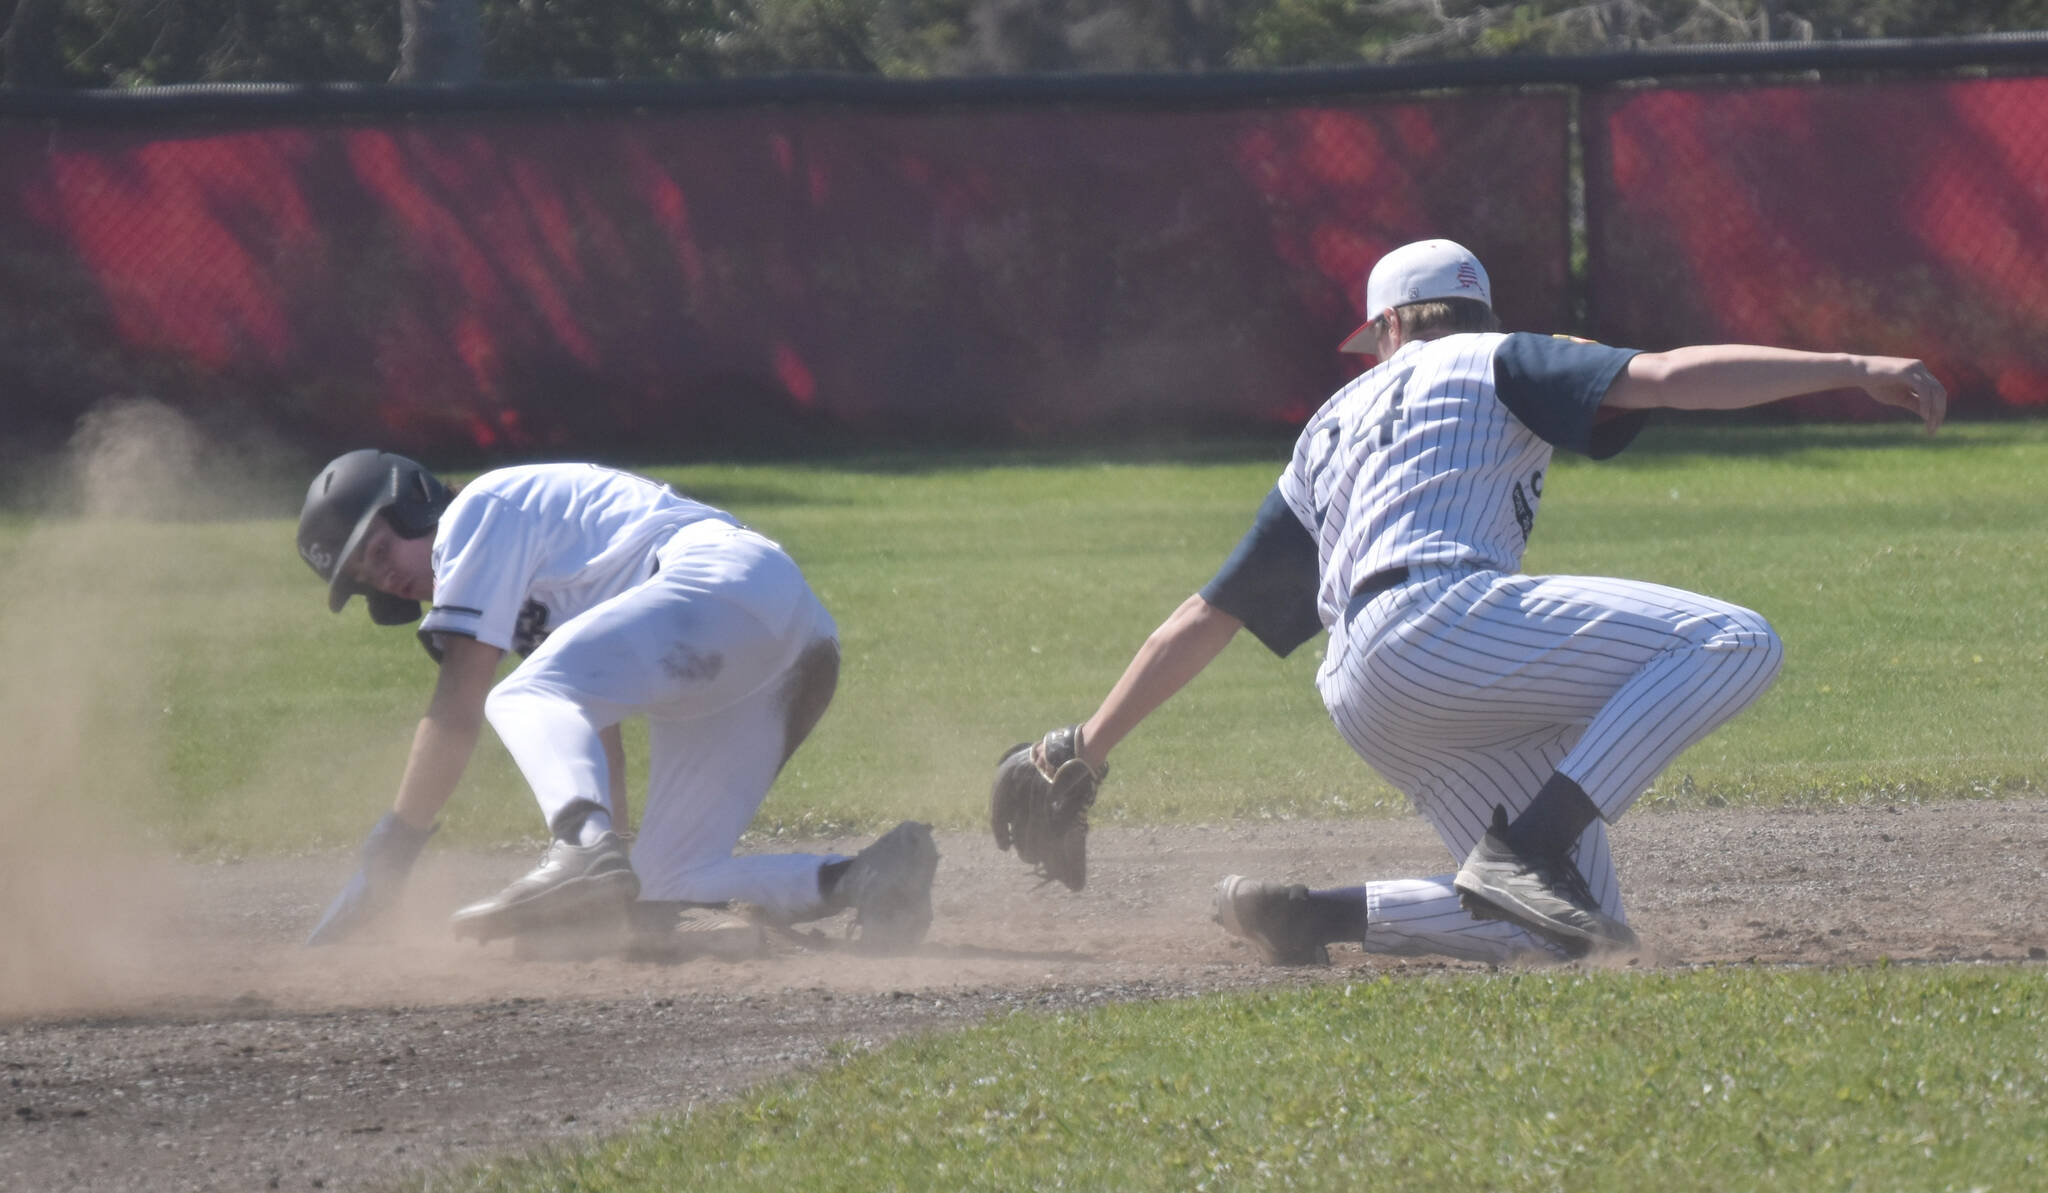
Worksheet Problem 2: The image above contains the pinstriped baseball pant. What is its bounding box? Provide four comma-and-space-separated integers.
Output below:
1317, 568, 1784, 963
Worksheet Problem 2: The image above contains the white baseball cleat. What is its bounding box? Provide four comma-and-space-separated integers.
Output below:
451, 832, 641, 943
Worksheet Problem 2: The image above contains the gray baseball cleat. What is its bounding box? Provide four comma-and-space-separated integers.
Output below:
1212, 875, 1331, 967
1452, 807, 1637, 957
836, 820, 939, 954
451, 832, 641, 943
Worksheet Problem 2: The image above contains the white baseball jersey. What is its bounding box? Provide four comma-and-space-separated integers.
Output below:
420, 464, 844, 915
419, 464, 734, 659
1204, 332, 1783, 963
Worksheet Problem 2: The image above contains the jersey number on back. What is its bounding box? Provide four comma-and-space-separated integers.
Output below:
1364, 384, 1407, 454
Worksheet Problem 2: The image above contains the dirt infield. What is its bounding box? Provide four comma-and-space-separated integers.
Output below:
5, 800, 2047, 1192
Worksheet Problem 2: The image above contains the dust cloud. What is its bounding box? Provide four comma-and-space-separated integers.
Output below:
0, 403, 575, 1020
0, 400, 307, 1018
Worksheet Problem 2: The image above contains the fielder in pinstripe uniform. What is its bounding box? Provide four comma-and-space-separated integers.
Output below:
1009, 239, 1945, 964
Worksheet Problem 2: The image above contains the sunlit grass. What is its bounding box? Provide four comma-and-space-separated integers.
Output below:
6, 421, 2044, 856
425, 964, 2048, 1193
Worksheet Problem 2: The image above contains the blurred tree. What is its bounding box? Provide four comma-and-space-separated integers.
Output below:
2, 0, 52, 85
394, 0, 481, 81
1790, 0, 2048, 38
484, 0, 736, 79
1, 0, 2045, 86
955, 0, 1266, 71
2, 0, 63, 86
34, 0, 397, 86
1235, 0, 2048, 67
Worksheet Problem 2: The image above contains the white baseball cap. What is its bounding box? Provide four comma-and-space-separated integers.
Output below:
1338, 239, 1493, 353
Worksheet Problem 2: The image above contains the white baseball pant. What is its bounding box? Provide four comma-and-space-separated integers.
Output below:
1318, 567, 1784, 962
483, 521, 841, 916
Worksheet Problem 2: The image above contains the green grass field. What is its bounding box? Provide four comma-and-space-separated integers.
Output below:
3, 420, 2044, 857
433, 965, 2048, 1193
7, 420, 2046, 1191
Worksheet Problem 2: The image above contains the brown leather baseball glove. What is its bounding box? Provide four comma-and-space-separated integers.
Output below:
989, 724, 1105, 891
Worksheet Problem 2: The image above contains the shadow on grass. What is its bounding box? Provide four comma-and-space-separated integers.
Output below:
610, 437, 1302, 511
1610, 413, 2034, 465
9, 419, 2035, 519
644, 416, 2034, 482
625, 435, 1300, 476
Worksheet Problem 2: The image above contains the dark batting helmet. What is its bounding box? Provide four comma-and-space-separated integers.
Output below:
297, 449, 452, 625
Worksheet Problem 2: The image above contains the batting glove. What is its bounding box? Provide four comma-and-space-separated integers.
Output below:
306, 812, 435, 946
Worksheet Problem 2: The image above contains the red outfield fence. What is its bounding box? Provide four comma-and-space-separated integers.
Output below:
1587, 71, 2048, 416
4, 38, 2048, 457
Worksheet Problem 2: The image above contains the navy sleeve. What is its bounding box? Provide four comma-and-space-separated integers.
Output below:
1199, 487, 1323, 658
1492, 332, 1650, 460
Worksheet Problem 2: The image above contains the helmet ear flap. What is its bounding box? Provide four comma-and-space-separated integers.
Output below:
385, 465, 452, 540
365, 591, 424, 625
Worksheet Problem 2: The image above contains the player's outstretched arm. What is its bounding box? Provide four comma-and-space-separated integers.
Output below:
390, 634, 504, 829
306, 634, 503, 945
1078, 592, 1245, 771
1602, 345, 1947, 435
989, 593, 1244, 890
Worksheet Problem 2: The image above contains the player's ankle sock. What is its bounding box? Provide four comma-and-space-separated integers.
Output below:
573, 812, 615, 847
550, 799, 614, 847
1302, 886, 1369, 946
817, 858, 853, 906
1504, 774, 1600, 860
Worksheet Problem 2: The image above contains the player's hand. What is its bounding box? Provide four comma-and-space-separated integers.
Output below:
1859, 357, 1946, 436
306, 812, 436, 946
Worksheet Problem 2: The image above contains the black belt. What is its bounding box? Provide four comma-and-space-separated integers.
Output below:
1352, 566, 1410, 601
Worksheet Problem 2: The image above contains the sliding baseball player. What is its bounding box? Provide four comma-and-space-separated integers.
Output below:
296, 453, 937, 951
